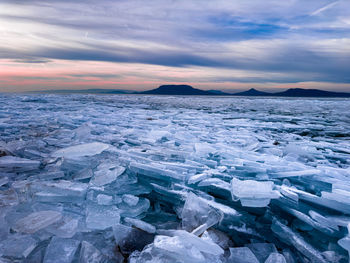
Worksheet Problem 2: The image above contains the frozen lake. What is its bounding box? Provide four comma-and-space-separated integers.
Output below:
0, 94, 350, 262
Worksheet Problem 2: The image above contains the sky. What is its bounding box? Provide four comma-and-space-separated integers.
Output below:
0, 0, 350, 92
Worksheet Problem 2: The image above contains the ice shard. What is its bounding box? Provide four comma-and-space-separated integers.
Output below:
0, 234, 37, 259
43, 237, 80, 263
12, 210, 62, 234
0, 156, 40, 172
86, 204, 120, 230
264, 253, 287, 263
181, 192, 223, 232
52, 142, 110, 158
79, 241, 106, 263
271, 218, 327, 263
231, 178, 280, 207
228, 247, 259, 263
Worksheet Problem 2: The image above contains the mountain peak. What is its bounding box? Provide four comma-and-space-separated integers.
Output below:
141, 84, 227, 95
234, 88, 271, 96
274, 88, 350, 97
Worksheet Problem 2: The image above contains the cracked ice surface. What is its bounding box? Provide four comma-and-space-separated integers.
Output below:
0, 94, 350, 262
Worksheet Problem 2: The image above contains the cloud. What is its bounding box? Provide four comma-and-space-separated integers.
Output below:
310, 1, 339, 16
13, 58, 51, 63
0, 0, 349, 91
69, 73, 121, 79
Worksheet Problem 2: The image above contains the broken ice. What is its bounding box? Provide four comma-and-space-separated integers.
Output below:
231, 178, 280, 207
0, 94, 349, 262
51, 142, 110, 158
12, 210, 62, 234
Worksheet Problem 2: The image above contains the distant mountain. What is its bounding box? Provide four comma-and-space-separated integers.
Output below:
272, 88, 350, 97
141, 85, 228, 95
207, 90, 230, 95
234, 88, 271, 96
30, 86, 350, 97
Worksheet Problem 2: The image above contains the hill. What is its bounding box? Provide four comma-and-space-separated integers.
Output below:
141, 85, 228, 95
272, 88, 350, 97
30, 87, 350, 97
234, 88, 271, 96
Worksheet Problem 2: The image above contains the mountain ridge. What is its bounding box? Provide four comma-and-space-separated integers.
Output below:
234, 88, 272, 96
272, 88, 350, 97
30, 85, 350, 97
140, 84, 228, 95
141, 85, 350, 97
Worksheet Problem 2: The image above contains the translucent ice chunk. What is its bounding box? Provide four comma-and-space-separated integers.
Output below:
270, 169, 321, 178
279, 185, 298, 204
198, 178, 232, 199
201, 229, 233, 250
271, 218, 327, 263
157, 230, 224, 257
46, 216, 79, 238
188, 172, 212, 185
264, 253, 287, 263
231, 178, 279, 207
51, 142, 110, 158
309, 210, 339, 231
13, 210, 62, 234
73, 124, 91, 140
96, 194, 113, 205
124, 217, 156, 234
79, 241, 105, 263
291, 188, 350, 214
181, 192, 223, 232
151, 183, 187, 204
194, 143, 216, 157
135, 230, 224, 262
86, 204, 120, 230
0, 234, 37, 259
31, 180, 88, 203
204, 196, 241, 222
144, 129, 171, 143
151, 235, 208, 262
90, 165, 125, 186
322, 188, 350, 205
37, 171, 65, 180
326, 215, 350, 227
277, 205, 337, 236
118, 197, 150, 217
73, 168, 93, 181
129, 162, 186, 182
43, 237, 80, 263
122, 194, 139, 206
0, 189, 18, 206
0, 156, 40, 172
0, 176, 9, 187
245, 243, 277, 263
198, 178, 231, 191
228, 247, 259, 263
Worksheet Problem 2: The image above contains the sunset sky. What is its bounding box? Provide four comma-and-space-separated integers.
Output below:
1, 0, 350, 92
